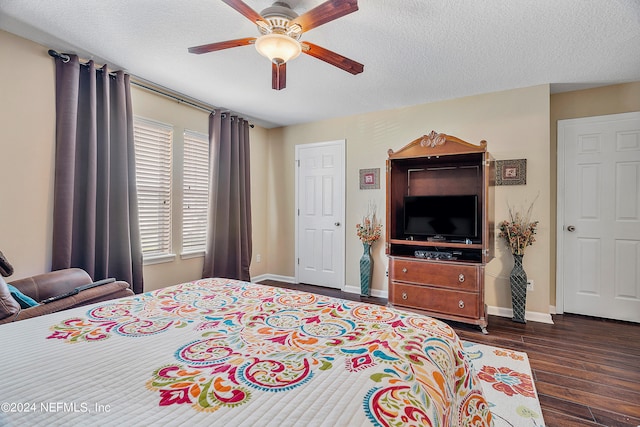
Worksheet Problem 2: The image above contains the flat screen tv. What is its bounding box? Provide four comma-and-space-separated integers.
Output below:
403, 195, 479, 240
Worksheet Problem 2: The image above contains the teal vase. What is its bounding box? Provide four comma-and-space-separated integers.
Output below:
359, 243, 373, 296
510, 254, 527, 323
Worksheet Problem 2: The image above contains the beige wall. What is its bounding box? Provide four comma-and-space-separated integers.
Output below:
0, 28, 552, 313
0, 30, 56, 280
265, 85, 552, 314
3, 28, 638, 316
549, 82, 640, 305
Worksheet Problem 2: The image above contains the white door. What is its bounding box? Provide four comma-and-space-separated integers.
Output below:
295, 141, 345, 289
557, 111, 640, 323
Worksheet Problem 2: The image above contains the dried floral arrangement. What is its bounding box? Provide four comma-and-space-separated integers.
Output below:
498, 198, 539, 255
356, 201, 382, 245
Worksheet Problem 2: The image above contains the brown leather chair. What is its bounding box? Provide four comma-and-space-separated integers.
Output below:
0, 268, 134, 324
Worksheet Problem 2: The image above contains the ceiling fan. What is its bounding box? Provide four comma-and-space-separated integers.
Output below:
188, 0, 364, 90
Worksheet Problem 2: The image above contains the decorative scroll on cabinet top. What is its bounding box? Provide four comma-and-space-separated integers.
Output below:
387, 130, 488, 159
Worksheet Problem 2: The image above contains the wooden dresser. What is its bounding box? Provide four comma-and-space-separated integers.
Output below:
386, 131, 495, 333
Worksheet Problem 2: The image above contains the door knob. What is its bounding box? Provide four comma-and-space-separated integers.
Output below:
567, 225, 576, 232
334, 222, 341, 226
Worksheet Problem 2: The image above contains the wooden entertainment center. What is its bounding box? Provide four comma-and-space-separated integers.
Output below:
386, 131, 495, 333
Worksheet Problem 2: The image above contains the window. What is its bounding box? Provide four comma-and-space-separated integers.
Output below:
182, 130, 209, 254
133, 117, 173, 259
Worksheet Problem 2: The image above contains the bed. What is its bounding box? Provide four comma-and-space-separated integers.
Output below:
0, 278, 492, 426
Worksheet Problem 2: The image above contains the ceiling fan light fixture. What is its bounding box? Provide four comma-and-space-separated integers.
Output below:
255, 33, 301, 64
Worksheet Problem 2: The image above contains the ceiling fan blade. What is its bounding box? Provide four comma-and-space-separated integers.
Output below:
301, 42, 363, 75
272, 62, 286, 90
221, 0, 269, 26
291, 0, 358, 33
188, 37, 256, 54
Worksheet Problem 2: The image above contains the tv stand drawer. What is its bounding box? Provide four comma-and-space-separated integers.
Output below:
389, 258, 479, 291
390, 282, 480, 319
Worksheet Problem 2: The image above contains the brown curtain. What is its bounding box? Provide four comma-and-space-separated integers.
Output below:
202, 110, 252, 281
51, 55, 143, 293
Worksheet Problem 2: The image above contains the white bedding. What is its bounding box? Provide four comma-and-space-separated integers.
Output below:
0, 278, 492, 426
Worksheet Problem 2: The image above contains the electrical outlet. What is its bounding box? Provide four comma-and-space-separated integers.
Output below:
526, 280, 534, 291
256, 254, 261, 263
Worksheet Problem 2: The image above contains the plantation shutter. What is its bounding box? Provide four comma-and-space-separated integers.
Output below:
182, 130, 209, 254
133, 117, 173, 258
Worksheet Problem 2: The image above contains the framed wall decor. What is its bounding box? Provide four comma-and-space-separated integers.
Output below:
496, 159, 527, 186
359, 168, 380, 190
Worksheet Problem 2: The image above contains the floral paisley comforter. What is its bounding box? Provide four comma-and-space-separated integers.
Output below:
0, 278, 492, 426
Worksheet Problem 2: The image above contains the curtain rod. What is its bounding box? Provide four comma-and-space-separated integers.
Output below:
47, 49, 254, 128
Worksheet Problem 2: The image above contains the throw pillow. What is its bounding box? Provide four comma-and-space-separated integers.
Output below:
0, 276, 20, 320
7, 284, 39, 308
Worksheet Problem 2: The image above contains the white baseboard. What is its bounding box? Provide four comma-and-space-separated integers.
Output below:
487, 305, 554, 324
342, 284, 388, 299
251, 274, 295, 284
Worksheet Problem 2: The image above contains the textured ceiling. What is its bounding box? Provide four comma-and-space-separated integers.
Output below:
1, 0, 639, 128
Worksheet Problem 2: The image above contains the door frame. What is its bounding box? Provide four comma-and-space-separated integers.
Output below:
294, 139, 346, 288
556, 115, 572, 314
555, 111, 640, 314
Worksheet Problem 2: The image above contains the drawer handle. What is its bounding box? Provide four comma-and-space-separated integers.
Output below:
458, 274, 465, 283
458, 300, 465, 309
402, 292, 408, 300
402, 268, 408, 273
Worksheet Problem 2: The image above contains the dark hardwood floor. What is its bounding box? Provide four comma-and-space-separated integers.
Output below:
260, 280, 640, 427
